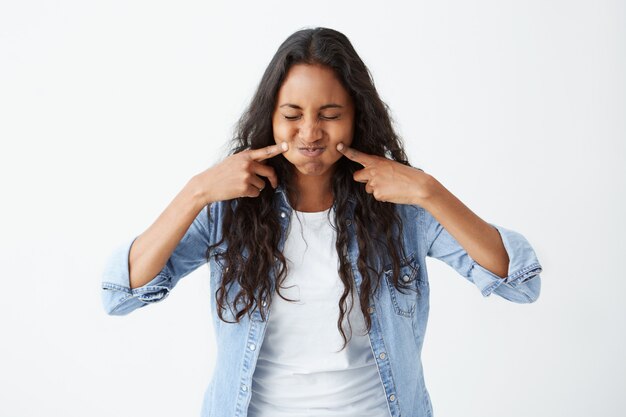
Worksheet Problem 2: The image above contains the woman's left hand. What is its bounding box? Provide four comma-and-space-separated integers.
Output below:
336, 142, 434, 205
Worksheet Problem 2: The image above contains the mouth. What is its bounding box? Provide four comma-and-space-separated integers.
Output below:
297, 146, 326, 157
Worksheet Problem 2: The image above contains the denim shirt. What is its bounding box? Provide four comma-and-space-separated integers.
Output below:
101, 184, 542, 417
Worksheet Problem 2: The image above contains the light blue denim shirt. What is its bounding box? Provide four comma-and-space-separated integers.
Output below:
101, 184, 542, 417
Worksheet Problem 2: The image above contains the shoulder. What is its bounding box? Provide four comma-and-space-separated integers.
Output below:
393, 202, 425, 220
209, 199, 241, 219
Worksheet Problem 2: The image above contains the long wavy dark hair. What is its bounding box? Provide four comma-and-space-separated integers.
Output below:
207, 27, 418, 351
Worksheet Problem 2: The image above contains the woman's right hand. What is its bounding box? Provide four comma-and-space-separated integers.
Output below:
193, 142, 289, 205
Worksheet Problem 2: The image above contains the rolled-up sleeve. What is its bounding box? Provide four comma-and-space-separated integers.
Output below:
101, 204, 212, 315
422, 208, 542, 303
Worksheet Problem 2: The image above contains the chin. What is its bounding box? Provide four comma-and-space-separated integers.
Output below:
295, 164, 328, 176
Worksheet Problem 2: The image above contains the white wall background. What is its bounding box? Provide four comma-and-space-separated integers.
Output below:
1, 1, 624, 416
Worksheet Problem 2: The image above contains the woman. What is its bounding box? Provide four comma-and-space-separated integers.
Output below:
101, 27, 543, 417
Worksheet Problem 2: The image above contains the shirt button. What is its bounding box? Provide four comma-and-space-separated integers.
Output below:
261, 300, 267, 307
280, 212, 286, 218
346, 219, 352, 226
402, 274, 410, 282
241, 384, 248, 392
379, 352, 386, 360
249, 343, 256, 351
389, 394, 396, 401
367, 307, 374, 314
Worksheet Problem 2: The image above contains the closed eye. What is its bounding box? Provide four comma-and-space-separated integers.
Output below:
282, 115, 340, 121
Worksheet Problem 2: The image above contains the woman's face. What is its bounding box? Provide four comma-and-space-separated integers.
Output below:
272, 63, 355, 181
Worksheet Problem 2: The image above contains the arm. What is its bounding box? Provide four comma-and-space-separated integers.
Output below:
417, 174, 542, 303
101, 143, 289, 316
417, 175, 510, 279
101, 176, 212, 315
333, 142, 542, 303
129, 177, 208, 289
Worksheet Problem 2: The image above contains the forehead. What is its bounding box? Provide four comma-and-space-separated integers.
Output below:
276, 63, 352, 106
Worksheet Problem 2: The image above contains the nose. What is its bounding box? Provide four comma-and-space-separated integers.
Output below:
297, 118, 323, 143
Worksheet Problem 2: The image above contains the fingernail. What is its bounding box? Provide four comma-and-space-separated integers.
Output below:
281, 142, 288, 151
337, 143, 344, 151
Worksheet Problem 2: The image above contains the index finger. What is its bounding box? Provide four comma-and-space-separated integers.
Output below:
247, 142, 289, 161
336, 143, 376, 167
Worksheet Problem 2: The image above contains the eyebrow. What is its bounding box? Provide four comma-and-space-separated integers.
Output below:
279, 103, 344, 110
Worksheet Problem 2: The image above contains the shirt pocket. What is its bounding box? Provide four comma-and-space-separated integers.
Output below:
383, 253, 426, 318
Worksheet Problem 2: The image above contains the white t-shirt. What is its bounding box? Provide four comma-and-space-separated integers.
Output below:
247, 207, 390, 417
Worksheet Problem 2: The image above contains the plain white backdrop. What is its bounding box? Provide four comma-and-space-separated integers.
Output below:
1, 1, 624, 416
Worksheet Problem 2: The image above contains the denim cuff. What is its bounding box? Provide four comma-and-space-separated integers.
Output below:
470, 223, 543, 303
101, 236, 172, 315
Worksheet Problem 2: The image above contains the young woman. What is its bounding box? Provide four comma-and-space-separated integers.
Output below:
102, 27, 543, 417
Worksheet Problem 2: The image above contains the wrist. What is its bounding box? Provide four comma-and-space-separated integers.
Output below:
411, 171, 441, 207
186, 174, 213, 208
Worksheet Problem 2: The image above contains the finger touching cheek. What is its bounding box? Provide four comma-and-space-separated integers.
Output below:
353, 171, 368, 183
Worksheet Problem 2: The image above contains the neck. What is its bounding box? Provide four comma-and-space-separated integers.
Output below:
290, 172, 334, 212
